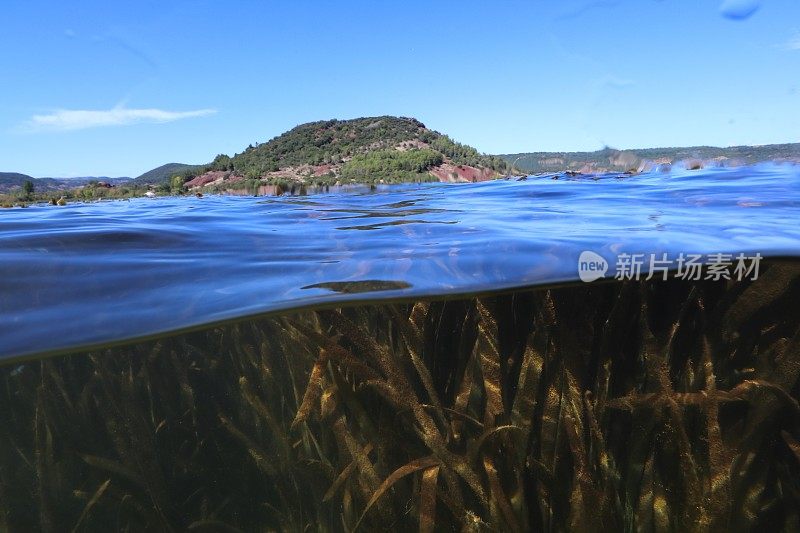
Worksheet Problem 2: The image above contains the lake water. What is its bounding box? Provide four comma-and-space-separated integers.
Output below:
1, 165, 800, 531
2, 163, 800, 361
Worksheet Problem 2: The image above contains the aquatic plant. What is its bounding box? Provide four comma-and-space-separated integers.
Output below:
1, 262, 799, 531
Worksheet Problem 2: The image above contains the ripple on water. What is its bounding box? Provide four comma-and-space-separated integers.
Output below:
1, 163, 799, 360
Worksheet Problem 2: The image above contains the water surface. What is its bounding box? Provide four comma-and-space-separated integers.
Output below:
2, 163, 799, 359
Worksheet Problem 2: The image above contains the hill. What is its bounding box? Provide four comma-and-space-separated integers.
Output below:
0, 173, 131, 194
0, 172, 73, 194
0, 172, 36, 191
500, 143, 800, 174
178, 116, 510, 190
133, 163, 202, 185
39, 176, 132, 185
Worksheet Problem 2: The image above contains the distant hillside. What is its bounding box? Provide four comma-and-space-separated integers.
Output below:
180, 116, 510, 189
0, 172, 66, 193
501, 143, 800, 174
0, 172, 36, 190
0, 173, 131, 194
133, 163, 202, 185
40, 177, 132, 185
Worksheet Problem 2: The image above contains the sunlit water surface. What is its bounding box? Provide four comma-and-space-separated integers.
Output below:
2, 163, 799, 359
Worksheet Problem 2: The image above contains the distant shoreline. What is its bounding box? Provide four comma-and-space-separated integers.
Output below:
3, 115, 797, 208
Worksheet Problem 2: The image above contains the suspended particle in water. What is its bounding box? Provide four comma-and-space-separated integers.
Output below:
719, 0, 760, 20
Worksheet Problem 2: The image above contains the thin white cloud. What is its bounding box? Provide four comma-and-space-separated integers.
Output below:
784, 33, 800, 51
593, 74, 635, 89
21, 106, 216, 132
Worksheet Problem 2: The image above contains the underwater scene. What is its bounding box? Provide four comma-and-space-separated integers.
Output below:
1, 263, 800, 531
4, 2, 800, 531
2, 165, 800, 531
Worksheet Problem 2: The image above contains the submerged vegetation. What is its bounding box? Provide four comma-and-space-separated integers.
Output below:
1, 262, 800, 531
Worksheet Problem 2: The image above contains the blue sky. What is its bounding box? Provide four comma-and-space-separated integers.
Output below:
1, 0, 798, 177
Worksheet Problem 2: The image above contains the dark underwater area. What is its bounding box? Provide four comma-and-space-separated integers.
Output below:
2, 260, 800, 532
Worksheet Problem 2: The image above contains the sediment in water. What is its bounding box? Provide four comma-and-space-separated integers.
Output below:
1, 261, 799, 531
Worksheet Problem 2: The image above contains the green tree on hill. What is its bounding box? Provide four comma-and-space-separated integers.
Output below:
339, 149, 444, 183
22, 180, 34, 199
171, 175, 186, 194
